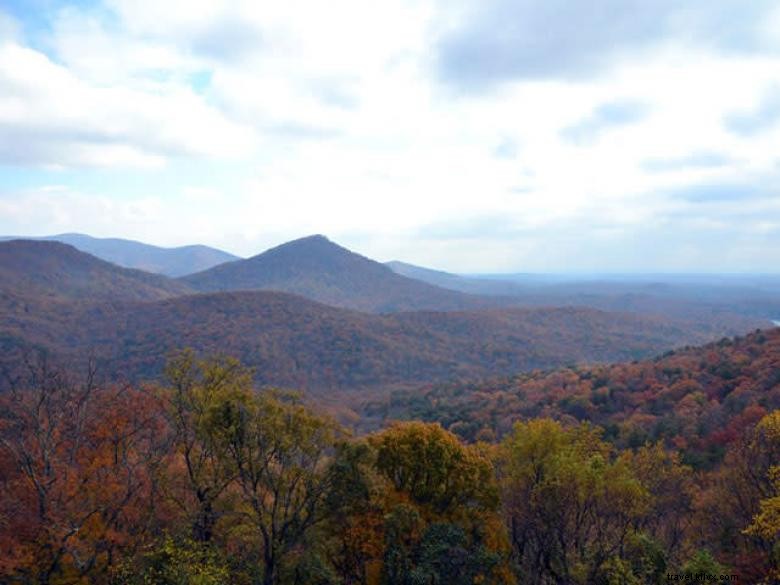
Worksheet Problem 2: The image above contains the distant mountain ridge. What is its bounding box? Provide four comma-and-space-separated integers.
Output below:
387, 259, 780, 324
0, 240, 192, 301
385, 260, 531, 296
182, 235, 503, 313
0, 233, 239, 277
0, 236, 767, 393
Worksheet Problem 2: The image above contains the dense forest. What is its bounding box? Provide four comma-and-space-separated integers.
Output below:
2, 342, 779, 584
367, 328, 780, 469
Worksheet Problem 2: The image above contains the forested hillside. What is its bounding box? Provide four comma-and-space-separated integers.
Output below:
0, 240, 192, 301
1, 350, 778, 583
0, 290, 731, 392
367, 327, 780, 468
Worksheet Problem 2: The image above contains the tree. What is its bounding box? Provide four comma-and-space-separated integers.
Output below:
619, 443, 695, 564
695, 409, 780, 581
159, 349, 253, 544
111, 536, 229, 585
370, 421, 498, 517
498, 419, 649, 584
0, 359, 165, 583
218, 390, 341, 585
741, 411, 780, 582
369, 422, 512, 584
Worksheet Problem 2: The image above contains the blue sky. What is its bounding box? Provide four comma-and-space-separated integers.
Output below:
1, 0, 779, 272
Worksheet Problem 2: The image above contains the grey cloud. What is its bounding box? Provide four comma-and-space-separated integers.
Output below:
561, 101, 649, 145
190, 16, 264, 61
435, 0, 778, 91
641, 152, 732, 172
418, 198, 780, 272
724, 88, 780, 136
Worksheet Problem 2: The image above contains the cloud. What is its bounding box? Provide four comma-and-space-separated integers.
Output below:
104, 0, 265, 62
434, 0, 780, 92
561, 101, 649, 145
724, 86, 780, 135
1, 0, 780, 272
0, 41, 256, 168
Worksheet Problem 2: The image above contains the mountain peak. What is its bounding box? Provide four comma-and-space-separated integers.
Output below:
298, 234, 330, 243
182, 234, 492, 313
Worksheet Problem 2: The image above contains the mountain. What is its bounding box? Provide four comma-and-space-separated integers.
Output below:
0, 240, 192, 301
0, 282, 760, 393
0, 236, 767, 395
0, 233, 239, 277
368, 326, 780, 466
182, 235, 501, 313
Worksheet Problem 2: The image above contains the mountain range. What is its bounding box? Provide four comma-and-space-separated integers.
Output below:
1, 236, 764, 393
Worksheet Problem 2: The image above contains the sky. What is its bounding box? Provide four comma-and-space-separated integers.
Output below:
1, 0, 780, 273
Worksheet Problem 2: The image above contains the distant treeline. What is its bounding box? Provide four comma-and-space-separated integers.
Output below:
1, 350, 778, 584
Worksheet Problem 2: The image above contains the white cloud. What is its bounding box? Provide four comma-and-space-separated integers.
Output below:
1, 0, 780, 271
0, 37, 255, 168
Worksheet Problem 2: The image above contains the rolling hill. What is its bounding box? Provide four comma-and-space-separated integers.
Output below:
0, 285, 759, 393
181, 235, 503, 313
0, 240, 192, 301
367, 326, 780, 466
0, 233, 239, 277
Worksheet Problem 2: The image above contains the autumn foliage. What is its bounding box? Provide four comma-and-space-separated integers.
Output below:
1, 342, 779, 583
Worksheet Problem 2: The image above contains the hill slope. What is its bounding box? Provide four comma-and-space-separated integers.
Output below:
0, 285, 757, 392
0, 240, 192, 301
181, 235, 501, 313
368, 326, 780, 467
0, 233, 239, 277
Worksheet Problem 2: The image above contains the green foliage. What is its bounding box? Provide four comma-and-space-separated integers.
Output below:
217, 388, 341, 585
500, 419, 649, 584
680, 549, 726, 575
371, 421, 498, 516
382, 520, 503, 585
112, 537, 229, 585
370, 422, 512, 584
162, 349, 254, 543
